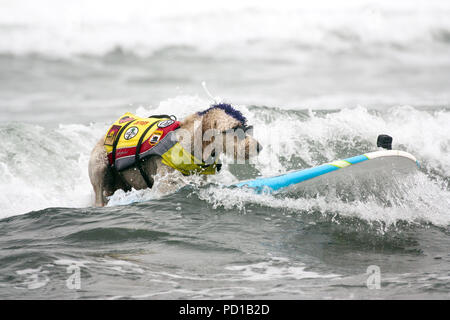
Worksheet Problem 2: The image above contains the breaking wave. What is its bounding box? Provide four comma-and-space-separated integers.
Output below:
2, 96, 448, 230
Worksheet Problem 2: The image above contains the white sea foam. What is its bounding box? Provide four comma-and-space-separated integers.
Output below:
225, 257, 339, 281
0, 122, 106, 218
15, 266, 51, 290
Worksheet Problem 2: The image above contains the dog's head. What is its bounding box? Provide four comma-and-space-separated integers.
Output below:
179, 103, 262, 164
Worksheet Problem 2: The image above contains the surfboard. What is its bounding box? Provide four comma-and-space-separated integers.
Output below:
234, 150, 420, 194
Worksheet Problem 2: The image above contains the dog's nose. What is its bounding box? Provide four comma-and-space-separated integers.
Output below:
256, 142, 263, 153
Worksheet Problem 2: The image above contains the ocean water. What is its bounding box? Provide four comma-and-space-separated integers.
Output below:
0, 0, 449, 299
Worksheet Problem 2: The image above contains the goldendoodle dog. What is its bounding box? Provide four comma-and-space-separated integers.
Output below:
88, 103, 262, 206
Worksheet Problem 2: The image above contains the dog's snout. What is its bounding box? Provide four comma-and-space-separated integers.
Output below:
256, 142, 263, 153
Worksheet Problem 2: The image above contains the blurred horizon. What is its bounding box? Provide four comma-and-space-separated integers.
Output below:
1, 0, 449, 124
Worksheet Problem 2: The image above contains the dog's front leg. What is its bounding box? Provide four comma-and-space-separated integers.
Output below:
152, 158, 185, 195
88, 139, 111, 207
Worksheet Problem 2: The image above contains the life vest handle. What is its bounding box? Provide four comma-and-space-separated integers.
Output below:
148, 114, 177, 121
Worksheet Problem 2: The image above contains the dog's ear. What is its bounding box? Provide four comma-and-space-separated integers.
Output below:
199, 112, 222, 162
206, 119, 218, 132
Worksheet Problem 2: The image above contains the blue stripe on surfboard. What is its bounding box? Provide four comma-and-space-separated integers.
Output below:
344, 154, 369, 165
235, 164, 339, 192
235, 153, 370, 193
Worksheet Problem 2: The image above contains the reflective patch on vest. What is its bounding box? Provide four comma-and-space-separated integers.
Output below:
149, 130, 163, 145
124, 126, 139, 140
119, 115, 135, 123
104, 125, 122, 146
158, 119, 175, 128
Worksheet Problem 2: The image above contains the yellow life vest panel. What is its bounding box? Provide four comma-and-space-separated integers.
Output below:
103, 113, 220, 176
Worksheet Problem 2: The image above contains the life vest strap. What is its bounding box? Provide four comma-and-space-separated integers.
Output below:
109, 121, 134, 191
111, 121, 134, 168
134, 120, 162, 189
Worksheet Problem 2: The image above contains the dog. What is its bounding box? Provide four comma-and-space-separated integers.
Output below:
88, 103, 262, 207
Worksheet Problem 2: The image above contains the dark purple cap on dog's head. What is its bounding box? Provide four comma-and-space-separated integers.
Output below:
198, 103, 247, 125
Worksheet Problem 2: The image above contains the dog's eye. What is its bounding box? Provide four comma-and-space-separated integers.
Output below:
222, 125, 253, 141
223, 124, 253, 133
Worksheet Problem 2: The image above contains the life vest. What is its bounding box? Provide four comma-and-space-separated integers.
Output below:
103, 113, 220, 184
